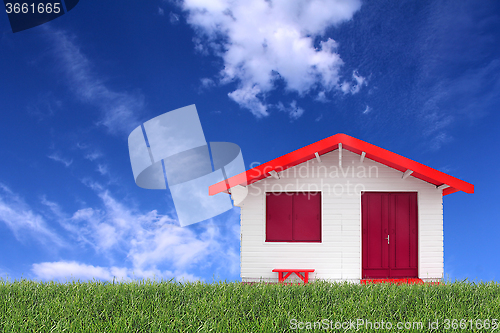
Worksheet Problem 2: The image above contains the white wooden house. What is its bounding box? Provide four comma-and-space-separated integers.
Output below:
209, 134, 474, 283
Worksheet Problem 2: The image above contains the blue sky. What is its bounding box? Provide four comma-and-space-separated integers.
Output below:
0, 0, 499, 283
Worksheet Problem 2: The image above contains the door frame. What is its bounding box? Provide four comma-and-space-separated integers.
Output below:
360, 191, 419, 279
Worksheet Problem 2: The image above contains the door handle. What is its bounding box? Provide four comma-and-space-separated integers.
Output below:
384, 235, 389, 244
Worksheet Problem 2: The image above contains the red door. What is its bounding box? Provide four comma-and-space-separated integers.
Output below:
362, 192, 418, 278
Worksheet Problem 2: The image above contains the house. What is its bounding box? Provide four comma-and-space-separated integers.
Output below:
209, 133, 474, 283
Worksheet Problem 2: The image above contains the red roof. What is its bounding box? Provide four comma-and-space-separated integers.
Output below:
209, 133, 474, 196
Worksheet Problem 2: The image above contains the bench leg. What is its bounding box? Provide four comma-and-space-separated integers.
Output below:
294, 272, 306, 283
282, 272, 293, 282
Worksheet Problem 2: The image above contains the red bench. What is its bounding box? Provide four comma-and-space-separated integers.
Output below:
272, 269, 315, 284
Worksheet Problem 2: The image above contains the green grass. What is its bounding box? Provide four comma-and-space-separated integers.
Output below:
1, 278, 499, 332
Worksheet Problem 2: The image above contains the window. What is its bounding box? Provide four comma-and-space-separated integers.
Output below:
266, 192, 321, 242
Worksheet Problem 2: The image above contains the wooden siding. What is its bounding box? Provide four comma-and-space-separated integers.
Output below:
238, 149, 444, 282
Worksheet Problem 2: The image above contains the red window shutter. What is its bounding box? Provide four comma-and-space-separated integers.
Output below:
266, 193, 293, 241
292, 192, 321, 242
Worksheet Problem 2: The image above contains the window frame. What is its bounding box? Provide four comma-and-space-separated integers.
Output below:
265, 191, 322, 243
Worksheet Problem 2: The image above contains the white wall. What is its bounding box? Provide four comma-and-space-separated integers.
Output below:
238, 149, 444, 283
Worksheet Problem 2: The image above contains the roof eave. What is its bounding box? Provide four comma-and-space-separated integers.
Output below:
208, 133, 474, 196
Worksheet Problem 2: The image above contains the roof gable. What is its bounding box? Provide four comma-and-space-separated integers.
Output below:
209, 133, 474, 196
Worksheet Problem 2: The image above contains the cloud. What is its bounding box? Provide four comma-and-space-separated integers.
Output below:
169, 12, 180, 24
158, 7, 165, 16
31, 260, 202, 282
276, 100, 305, 120
47, 152, 73, 167
351, 71, 366, 93
429, 132, 453, 151
200, 77, 215, 88
227, 85, 268, 117
0, 174, 240, 283
363, 105, 371, 114
0, 184, 66, 247
85, 151, 102, 161
181, 0, 364, 117
76, 142, 103, 161
413, 1, 500, 150
416, 59, 500, 150
340, 70, 367, 94
33, 261, 121, 281
40, 182, 240, 281
47, 29, 144, 136
315, 91, 330, 103
96, 164, 108, 176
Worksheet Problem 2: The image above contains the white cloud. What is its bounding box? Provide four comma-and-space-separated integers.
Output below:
429, 132, 453, 151
1, 175, 239, 282
33, 261, 117, 281
276, 100, 305, 120
169, 12, 180, 24
181, 0, 364, 117
76, 142, 88, 149
0, 184, 66, 247
200, 77, 215, 88
96, 164, 108, 176
76, 142, 103, 161
85, 151, 102, 161
351, 71, 366, 93
228, 85, 268, 117
417, 60, 500, 150
32, 260, 202, 282
40, 183, 240, 281
47, 152, 73, 167
340, 70, 367, 94
47, 29, 144, 136
363, 105, 371, 114
315, 91, 330, 103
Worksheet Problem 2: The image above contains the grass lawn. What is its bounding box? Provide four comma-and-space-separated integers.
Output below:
1, 278, 499, 332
